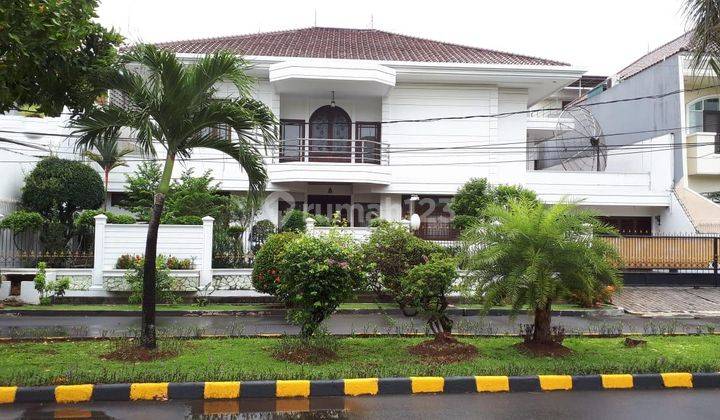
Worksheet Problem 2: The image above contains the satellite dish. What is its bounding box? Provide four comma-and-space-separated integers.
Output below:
536, 105, 607, 172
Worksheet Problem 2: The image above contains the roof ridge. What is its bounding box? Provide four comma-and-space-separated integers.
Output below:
150, 26, 569, 66
616, 32, 691, 79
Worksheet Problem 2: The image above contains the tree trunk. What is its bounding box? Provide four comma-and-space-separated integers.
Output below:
140, 154, 175, 349
532, 302, 553, 344
103, 168, 109, 211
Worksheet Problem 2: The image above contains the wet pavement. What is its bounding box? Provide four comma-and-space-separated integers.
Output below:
0, 312, 719, 338
1, 390, 719, 419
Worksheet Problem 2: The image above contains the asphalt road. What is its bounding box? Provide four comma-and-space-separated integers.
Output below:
2, 390, 719, 419
1, 312, 719, 338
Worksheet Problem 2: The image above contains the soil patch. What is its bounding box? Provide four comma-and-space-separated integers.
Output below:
513, 341, 572, 357
408, 334, 478, 364
101, 342, 179, 362
624, 337, 647, 348
273, 343, 338, 365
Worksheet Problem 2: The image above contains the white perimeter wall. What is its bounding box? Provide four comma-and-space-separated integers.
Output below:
100, 224, 206, 270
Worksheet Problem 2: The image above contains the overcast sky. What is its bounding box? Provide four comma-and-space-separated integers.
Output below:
97, 0, 690, 76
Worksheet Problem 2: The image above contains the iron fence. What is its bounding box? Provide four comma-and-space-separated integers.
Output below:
0, 228, 93, 269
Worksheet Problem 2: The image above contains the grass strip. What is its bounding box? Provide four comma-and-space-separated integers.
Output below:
1, 336, 718, 386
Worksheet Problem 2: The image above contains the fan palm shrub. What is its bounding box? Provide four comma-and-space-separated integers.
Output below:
71, 45, 276, 348
461, 199, 621, 346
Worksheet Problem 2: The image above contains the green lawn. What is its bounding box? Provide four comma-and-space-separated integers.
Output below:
4, 302, 593, 311
1, 336, 718, 386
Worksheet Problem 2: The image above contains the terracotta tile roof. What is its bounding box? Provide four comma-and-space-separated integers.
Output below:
616, 32, 692, 80
154, 27, 569, 66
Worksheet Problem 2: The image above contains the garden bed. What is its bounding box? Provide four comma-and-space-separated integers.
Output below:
1, 336, 718, 387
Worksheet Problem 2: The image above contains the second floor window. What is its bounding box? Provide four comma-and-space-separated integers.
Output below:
356, 122, 381, 164
688, 97, 719, 133
200, 124, 231, 141
280, 120, 305, 162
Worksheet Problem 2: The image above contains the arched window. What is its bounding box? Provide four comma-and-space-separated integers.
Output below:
688, 96, 720, 133
309, 105, 351, 162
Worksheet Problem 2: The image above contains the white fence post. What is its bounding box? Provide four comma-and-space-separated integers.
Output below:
92, 214, 107, 289
201, 216, 214, 286
305, 217, 316, 235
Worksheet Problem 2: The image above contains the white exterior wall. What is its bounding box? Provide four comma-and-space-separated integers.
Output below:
0, 113, 73, 210
381, 83, 496, 194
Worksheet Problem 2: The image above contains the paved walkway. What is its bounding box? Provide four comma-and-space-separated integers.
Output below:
613, 287, 720, 315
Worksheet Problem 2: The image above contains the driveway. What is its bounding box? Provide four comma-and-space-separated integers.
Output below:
613, 287, 720, 315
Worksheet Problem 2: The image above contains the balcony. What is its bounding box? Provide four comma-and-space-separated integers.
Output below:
526, 109, 575, 131
687, 132, 720, 176
269, 138, 391, 185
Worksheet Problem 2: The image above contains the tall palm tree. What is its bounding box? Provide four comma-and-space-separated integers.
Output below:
79, 135, 133, 210
684, 0, 720, 76
71, 45, 277, 349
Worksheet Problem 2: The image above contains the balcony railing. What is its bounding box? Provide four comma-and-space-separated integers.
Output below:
276, 138, 389, 165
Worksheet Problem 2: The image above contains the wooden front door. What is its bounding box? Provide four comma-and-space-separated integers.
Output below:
309, 105, 351, 162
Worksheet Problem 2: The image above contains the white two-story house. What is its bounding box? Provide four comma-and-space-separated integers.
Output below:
1, 27, 690, 239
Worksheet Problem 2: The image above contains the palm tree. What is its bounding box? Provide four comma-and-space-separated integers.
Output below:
461, 199, 621, 347
80, 135, 133, 210
71, 45, 277, 349
684, 0, 720, 76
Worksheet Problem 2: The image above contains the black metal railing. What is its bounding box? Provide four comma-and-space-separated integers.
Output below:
278, 138, 387, 165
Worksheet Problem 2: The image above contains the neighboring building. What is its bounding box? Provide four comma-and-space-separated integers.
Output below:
0, 27, 691, 238
583, 32, 720, 233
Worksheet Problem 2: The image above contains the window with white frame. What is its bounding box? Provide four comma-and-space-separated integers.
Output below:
688, 97, 720, 133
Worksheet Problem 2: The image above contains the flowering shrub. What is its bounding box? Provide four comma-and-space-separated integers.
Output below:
251, 232, 299, 295
116, 254, 141, 270
276, 232, 364, 337
166, 256, 194, 270
116, 254, 194, 270
122, 255, 181, 304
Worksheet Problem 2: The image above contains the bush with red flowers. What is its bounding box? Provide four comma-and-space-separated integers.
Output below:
251, 232, 300, 295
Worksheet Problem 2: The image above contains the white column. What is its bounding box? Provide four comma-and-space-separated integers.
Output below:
92, 214, 107, 289
201, 216, 214, 286
305, 217, 316, 234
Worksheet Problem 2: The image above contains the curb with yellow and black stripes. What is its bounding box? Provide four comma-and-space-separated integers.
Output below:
1, 373, 717, 404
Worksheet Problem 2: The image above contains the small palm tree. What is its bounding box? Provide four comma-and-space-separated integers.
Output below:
71, 45, 277, 349
80, 135, 133, 210
461, 200, 621, 346
684, 0, 720, 76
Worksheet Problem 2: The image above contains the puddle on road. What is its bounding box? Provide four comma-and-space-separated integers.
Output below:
5, 397, 351, 419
